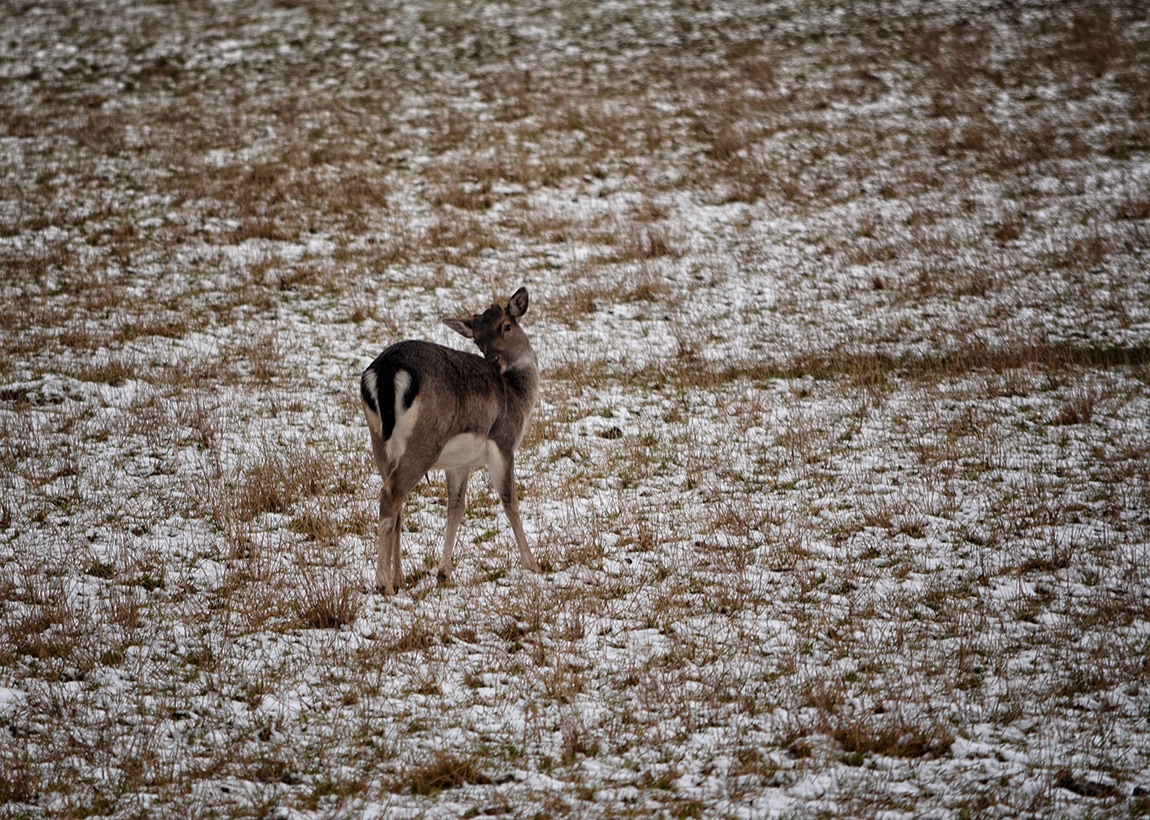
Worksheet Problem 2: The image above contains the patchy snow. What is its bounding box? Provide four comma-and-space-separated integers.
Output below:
2, 0, 1150, 817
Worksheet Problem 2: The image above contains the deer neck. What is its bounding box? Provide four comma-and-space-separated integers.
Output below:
501, 354, 540, 413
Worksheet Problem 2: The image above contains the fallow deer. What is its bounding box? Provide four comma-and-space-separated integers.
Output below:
360, 286, 541, 594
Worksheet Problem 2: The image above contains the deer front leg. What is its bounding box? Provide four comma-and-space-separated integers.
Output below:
439, 468, 470, 583
488, 452, 540, 573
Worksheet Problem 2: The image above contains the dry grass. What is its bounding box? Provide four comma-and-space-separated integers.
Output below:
394, 752, 491, 797
294, 570, 362, 630
1, 0, 1148, 817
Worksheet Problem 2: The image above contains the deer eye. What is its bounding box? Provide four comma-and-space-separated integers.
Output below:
503, 323, 513, 334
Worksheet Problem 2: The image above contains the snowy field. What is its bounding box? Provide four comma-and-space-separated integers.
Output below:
2, 0, 1149, 817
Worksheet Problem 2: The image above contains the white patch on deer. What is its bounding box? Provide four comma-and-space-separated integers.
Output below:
361, 368, 382, 437
434, 433, 494, 471
385, 370, 419, 464
484, 445, 508, 485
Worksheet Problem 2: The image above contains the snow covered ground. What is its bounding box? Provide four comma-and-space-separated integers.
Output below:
2, 0, 1149, 817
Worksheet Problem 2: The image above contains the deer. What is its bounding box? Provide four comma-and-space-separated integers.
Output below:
359, 286, 541, 594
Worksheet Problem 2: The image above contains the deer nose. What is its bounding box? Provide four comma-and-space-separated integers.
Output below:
486, 351, 503, 367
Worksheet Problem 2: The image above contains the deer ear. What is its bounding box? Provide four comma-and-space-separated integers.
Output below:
443, 317, 475, 338
507, 287, 529, 318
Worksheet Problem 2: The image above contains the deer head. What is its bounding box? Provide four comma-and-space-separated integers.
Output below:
443, 286, 535, 374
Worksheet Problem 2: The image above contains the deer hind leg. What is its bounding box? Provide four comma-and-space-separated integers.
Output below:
438, 468, 470, 583
375, 452, 438, 594
487, 451, 540, 573
391, 505, 404, 590
376, 483, 404, 594
365, 415, 402, 593
364, 368, 428, 594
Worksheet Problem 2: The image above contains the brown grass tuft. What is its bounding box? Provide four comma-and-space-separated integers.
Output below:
235, 443, 332, 521
394, 752, 490, 796
294, 571, 361, 630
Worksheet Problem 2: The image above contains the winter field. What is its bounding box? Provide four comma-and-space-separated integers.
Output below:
2, 0, 1150, 817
